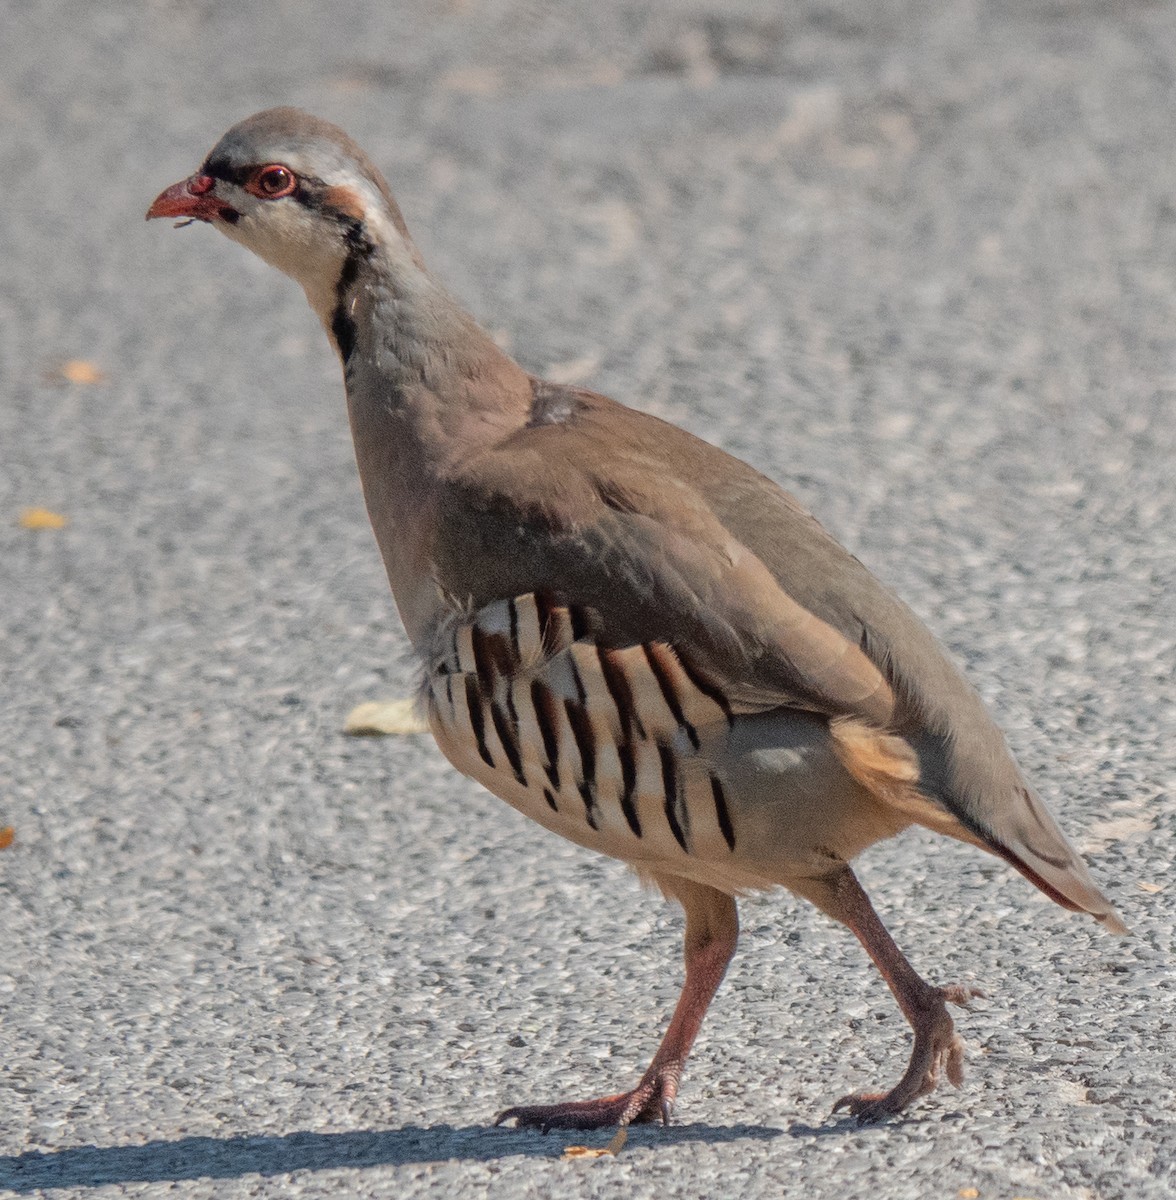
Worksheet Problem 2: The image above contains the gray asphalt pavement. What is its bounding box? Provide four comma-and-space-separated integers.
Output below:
2, 2, 1174, 1197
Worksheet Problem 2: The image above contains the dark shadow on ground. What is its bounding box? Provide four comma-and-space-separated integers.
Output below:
0, 1123, 784, 1189
789, 1109, 967, 1138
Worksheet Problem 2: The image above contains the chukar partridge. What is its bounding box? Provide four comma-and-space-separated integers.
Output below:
147, 108, 1126, 1131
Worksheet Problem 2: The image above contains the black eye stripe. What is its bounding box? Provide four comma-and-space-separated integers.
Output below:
202, 159, 252, 187
202, 160, 329, 196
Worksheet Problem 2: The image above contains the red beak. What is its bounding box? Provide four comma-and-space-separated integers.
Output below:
146, 174, 237, 223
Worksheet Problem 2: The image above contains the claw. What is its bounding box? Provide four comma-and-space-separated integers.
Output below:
831, 983, 975, 1121
496, 1072, 676, 1132
494, 1108, 533, 1131
494, 881, 734, 1134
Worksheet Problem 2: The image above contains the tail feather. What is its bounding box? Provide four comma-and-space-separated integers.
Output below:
984, 784, 1129, 935
998, 843, 1129, 934
907, 723, 1128, 935
990, 839, 1127, 931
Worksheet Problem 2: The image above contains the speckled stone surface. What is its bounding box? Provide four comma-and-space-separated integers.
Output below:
1, 2, 1173, 1197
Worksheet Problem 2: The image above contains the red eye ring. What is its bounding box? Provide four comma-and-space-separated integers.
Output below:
250, 165, 297, 199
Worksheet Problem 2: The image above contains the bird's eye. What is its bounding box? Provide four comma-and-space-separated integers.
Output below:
251, 165, 297, 199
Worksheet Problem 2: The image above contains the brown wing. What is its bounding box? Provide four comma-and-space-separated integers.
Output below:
436, 403, 898, 728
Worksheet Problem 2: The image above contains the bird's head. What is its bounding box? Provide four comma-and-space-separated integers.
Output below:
147, 107, 421, 323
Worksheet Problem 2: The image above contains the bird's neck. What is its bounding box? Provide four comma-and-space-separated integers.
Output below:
320, 241, 532, 647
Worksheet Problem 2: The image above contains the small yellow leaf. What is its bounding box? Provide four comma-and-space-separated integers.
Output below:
58, 359, 106, 384
560, 1128, 627, 1160
343, 698, 429, 736
1138, 881, 1164, 894
19, 508, 69, 530
0, 827, 14, 850
958, 1190, 980, 1199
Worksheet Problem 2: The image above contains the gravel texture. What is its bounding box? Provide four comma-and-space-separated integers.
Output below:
2, 2, 1173, 1197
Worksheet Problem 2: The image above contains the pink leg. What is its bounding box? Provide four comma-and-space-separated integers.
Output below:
496, 877, 738, 1131
797, 866, 983, 1121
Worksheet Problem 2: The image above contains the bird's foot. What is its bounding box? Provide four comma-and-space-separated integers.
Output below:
832, 984, 984, 1122
495, 1067, 679, 1132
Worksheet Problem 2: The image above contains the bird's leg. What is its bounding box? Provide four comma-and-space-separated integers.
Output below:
496, 878, 738, 1132
796, 865, 982, 1122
